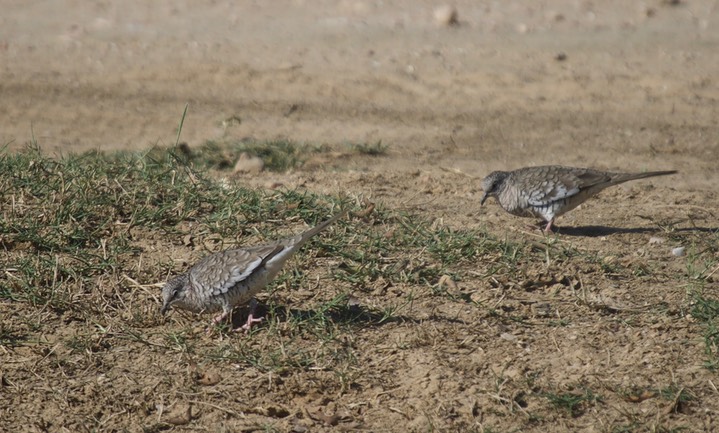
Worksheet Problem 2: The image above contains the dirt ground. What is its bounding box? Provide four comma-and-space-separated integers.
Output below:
2, 1, 719, 432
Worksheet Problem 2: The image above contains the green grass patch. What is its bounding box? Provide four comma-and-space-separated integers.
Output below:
543, 386, 602, 417
348, 140, 389, 156
0, 143, 533, 373
170, 138, 331, 172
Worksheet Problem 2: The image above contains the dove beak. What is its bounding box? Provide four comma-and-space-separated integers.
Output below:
480, 191, 489, 206
160, 302, 170, 315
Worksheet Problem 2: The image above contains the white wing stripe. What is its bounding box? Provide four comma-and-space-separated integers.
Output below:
212, 257, 265, 295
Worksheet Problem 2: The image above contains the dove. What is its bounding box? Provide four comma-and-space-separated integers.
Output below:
480, 166, 677, 232
160, 212, 343, 331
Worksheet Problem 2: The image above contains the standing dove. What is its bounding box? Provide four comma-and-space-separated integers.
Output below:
160, 212, 344, 331
480, 165, 677, 232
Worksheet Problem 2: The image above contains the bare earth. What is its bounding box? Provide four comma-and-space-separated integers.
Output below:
2, 1, 719, 432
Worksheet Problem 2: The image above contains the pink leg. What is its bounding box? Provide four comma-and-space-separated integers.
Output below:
205, 310, 231, 335
237, 299, 264, 333
543, 219, 554, 233
212, 311, 229, 324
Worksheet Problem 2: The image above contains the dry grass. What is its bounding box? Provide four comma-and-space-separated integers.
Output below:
1, 144, 718, 432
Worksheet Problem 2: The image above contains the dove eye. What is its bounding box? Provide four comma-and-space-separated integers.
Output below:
164, 277, 186, 302
172, 283, 186, 299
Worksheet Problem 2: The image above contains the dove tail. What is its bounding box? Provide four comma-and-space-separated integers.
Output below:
293, 210, 346, 247
615, 170, 678, 183
263, 210, 345, 270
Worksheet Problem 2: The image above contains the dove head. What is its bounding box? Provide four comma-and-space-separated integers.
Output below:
480, 170, 509, 205
160, 273, 190, 315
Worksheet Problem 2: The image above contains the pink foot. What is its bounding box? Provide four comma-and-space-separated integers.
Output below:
239, 314, 264, 333
524, 221, 554, 232
213, 312, 229, 324
235, 299, 264, 334
205, 311, 231, 334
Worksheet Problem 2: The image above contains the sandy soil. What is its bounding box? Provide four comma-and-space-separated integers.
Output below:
2, 0, 719, 432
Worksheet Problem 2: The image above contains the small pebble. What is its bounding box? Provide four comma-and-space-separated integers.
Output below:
672, 247, 685, 257
546, 11, 565, 22
233, 152, 264, 174
500, 332, 517, 342
433, 5, 459, 26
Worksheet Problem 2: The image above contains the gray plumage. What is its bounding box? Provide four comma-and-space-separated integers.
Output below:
480, 165, 677, 232
160, 212, 344, 329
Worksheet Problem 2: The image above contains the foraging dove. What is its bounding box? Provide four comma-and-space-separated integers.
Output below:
480, 166, 677, 232
160, 212, 344, 331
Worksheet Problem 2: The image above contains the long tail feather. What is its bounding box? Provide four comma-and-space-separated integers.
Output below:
613, 170, 678, 184
289, 210, 346, 248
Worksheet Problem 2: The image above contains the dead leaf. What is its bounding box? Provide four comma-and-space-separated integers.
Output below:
305, 408, 351, 426
165, 403, 192, 425
353, 200, 376, 218
196, 370, 221, 386
438, 274, 458, 291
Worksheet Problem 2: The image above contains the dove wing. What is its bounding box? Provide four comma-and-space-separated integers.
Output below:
186, 212, 343, 297
190, 244, 285, 296
525, 169, 611, 207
